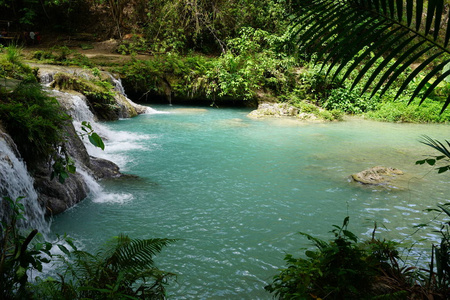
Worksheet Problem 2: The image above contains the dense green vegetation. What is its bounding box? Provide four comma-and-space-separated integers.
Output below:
0, 197, 175, 299
2, 0, 448, 122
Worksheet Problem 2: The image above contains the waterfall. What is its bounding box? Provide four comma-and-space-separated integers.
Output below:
50, 89, 138, 202
109, 74, 167, 115
110, 74, 128, 97
0, 134, 48, 234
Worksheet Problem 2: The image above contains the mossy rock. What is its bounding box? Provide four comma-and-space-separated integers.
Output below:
351, 166, 404, 185
51, 72, 118, 121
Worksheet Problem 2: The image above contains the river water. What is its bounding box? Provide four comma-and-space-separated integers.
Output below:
51, 105, 449, 299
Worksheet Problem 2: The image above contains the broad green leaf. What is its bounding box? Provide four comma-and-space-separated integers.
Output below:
88, 132, 105, 150
297, 3, 346, 49
418, 66, 450, 105
438, 166, 450, 173
415, 159, 426, 165
322, 16, 383, 74
291, 2, 341, 46
317, 14, 360, 68
57, 244, 71, 256
330, 23, 392, 81
341, 26, 402, 84
371, 40, 426, 98
378, 44, 432, 98
426, 159, 437, 166
315, 11, 363, 68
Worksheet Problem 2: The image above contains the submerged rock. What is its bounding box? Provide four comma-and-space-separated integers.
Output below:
351, 166, 404, 186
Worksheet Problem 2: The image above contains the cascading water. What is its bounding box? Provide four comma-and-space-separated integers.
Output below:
0, 134, 48, 234
49, 88, 147, 203
109, 74, 164, 115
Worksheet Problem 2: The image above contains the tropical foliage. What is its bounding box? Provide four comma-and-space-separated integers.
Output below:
266, 216, 450, 299
416, 135, 450, 173
290, 0, 450, 112
0, 197, 176, 300
33, 235, 176, 299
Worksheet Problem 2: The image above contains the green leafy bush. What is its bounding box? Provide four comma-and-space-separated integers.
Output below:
366, 99, 450, 123
1, 197, 176, 299
0, 83, 70, 166
324, 87, 380, 114
51, 72, 117, 120
32, 235, 176, 299
265, 217, 407, 299
0, 45, 36, 81
0, 197, 52, 299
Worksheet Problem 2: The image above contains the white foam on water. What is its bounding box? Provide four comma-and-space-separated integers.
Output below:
77, 167, 133, 204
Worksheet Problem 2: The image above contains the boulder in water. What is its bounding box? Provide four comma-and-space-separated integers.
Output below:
351, 166, 404, 185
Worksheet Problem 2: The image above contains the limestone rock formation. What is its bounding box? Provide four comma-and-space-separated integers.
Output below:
351, 166, 404, 186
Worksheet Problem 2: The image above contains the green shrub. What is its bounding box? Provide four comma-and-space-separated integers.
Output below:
293, 66, 339, 104
1, 197, 176, 299
265, 217, 406, 299
0, 83, 70, 166
366, 98, 450, 123
324, 87, 380, 114
51, 72, 117, 120
0, 45, 35, 81
32, 50, 56, 61
117, 35, 150, 55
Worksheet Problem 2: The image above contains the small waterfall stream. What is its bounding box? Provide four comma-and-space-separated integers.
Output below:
0, 68, 155, 231
0, 135, 48, 234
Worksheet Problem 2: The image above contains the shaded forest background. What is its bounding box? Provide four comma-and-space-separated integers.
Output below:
0, 0, 292, 54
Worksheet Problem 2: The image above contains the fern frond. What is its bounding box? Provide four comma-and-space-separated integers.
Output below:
291, 0, 450, 112
108, 235, 176, 273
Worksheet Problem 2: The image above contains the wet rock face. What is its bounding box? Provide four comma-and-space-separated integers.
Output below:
35, 171, 89, 216
89, 156, 121, 179
351, 166, 404, 186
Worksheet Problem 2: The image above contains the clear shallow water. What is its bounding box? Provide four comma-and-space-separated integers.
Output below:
51, 105, 449, 299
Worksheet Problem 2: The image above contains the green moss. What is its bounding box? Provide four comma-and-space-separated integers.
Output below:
0, 83, 70, 167
51, 72, 118, 120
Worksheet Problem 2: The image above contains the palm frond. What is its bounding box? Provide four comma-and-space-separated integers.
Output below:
291, 0, 450, 112
420, 135, 450, 159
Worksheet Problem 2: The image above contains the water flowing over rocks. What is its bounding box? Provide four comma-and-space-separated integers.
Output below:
36, 64, 150, 120
1, 65, 152, 222
0, 131, 48, 233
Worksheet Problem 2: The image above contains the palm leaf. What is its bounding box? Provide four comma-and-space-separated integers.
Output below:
420, 135, 450, 159
290, 0, 450, 112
